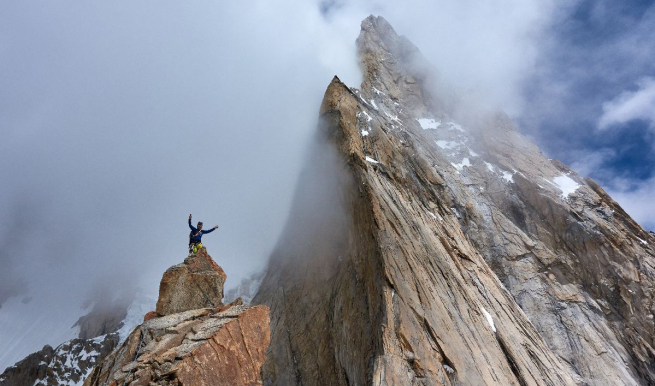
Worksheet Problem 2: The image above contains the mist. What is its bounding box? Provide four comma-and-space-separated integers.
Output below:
2, 0, 653, 371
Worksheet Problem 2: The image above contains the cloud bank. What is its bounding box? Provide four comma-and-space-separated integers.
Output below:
1, 0, 653, 370
599, 77, 655, 130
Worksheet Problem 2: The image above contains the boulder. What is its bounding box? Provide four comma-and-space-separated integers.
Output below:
155, 247, 226, 316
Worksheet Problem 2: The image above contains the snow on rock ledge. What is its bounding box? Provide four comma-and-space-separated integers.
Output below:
552, 174, 580, 198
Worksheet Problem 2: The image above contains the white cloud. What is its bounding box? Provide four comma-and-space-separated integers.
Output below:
358, 0, 570, 117
569, 148, 616, 177
599, 77, 655, 130
607, 177, 655, 231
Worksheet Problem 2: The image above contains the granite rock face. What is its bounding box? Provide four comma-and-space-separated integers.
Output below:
83, 305, 270, 386
156, 247, 227, 316
85, 250, 270, 386
254, 15, 655, 385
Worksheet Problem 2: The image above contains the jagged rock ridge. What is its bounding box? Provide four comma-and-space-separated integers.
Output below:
0, 295, 151, 386
0, 335, 118, 386
84, 248, 270, 386
254, 15, 655, 385
84, 305, 269, 386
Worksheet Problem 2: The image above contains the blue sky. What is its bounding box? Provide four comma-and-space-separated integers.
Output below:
519, 0, 655, 230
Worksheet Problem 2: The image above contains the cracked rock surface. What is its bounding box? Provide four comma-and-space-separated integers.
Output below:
156, 247, 227, 316
86, 250, 270, 386
84, 305, 269, 386
254, 15, 655, 385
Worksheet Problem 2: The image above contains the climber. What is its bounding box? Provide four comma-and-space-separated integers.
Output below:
188, 214, 218, 254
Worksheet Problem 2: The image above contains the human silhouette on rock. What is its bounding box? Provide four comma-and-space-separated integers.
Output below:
188, 214, 218, 254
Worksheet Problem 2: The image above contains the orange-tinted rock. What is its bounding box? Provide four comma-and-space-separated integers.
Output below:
142, 311, 157, 322
155, 247, 226, 316
83, 305, 270, 386
217, 297, 243, 312
175, 306, 269, 386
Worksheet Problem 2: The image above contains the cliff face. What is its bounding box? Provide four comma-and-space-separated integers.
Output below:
254, 16, 655, 385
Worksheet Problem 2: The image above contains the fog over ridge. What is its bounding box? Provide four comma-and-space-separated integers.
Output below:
2, 0, 654, 371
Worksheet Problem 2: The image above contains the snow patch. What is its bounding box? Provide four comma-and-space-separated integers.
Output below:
481, 307, 497, 332
468, 148, 479, 157
117, 293, 156, 343
427, 211, 442, 221
502, 171, 514, 183
443, 364, 455, 374
418, 117, 465, 132
361, 130, 369, 137
365, 156, 380, 164
484, 162, 495, 172
384, 111, 400, 122
552, 174, 580, 198
451, 158, 471, 171
637, 237, 648, 245
370, 99, 378, 110
417, 118, 439, 130
448, 122, 465, 132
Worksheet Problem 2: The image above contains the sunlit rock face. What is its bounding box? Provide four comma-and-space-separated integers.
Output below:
85, 250, 270, 386
254, 15, 655, 385
156, 247, 227, 316
84, 305, 270, 386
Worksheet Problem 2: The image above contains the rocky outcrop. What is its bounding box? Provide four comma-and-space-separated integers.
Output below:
85, 250, 270, 386
0, 294, 144, 386
0, 334, 119, 386
254, 15, 655, 385
84, 306, 270, 386
74, 297, 132, 340
0, 345, 55, 386
156, 247, 227, 316
84, 304, 269, 386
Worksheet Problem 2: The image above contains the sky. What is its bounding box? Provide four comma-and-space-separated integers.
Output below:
1, 0, 654, 371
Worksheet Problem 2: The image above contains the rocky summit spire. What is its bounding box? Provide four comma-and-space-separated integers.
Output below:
254, 15, 655, 385
156, 247, 227, 316
84, 248, 270, 386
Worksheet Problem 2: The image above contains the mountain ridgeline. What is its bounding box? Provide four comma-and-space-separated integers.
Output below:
2, 14, 654, 386
253, 15, 655, 385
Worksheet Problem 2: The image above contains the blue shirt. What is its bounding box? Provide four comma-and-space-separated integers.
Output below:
189, 219, 216, 243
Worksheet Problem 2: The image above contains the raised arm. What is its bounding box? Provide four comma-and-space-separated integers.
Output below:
202, 225, 218, 234
188, 214, 196, 231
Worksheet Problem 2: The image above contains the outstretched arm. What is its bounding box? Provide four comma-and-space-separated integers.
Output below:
202, 225, 219, 234
188, 214, 196, 231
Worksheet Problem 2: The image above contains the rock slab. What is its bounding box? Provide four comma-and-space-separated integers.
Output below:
84, 305, 270, 386
156, 247, 226, 316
